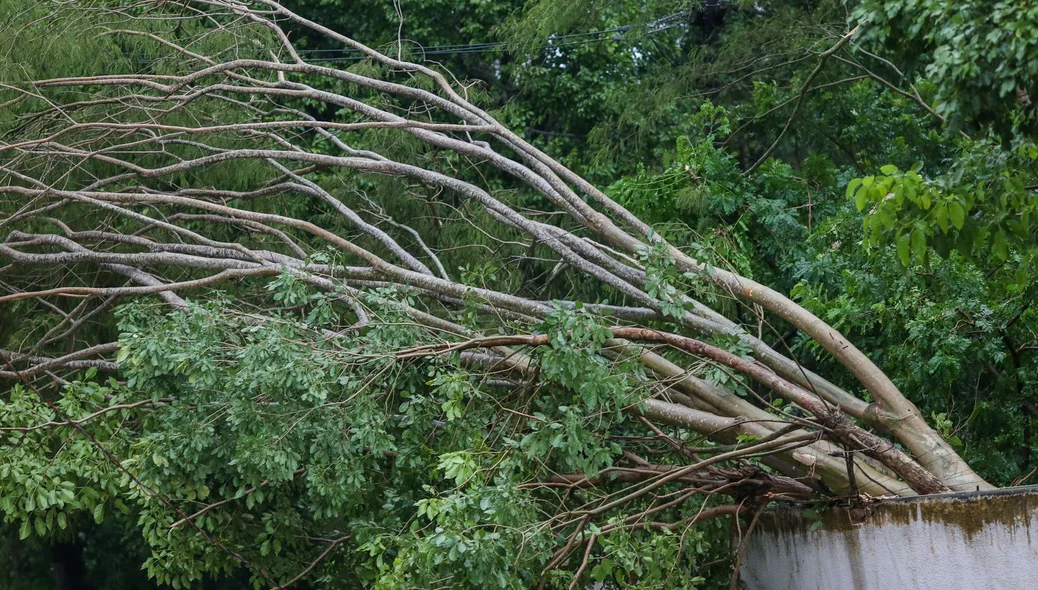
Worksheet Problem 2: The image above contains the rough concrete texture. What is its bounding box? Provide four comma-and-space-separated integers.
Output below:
740, 486, 1038, 590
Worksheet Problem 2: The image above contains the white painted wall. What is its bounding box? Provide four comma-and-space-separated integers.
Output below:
740, 487, 1038, 590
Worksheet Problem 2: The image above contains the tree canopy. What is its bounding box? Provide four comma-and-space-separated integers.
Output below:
2, 1, 1037, 589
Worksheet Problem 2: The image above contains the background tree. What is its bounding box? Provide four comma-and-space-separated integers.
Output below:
2, 0, 1037, 589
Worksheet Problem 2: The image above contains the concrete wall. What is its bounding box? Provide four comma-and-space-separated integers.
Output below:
740, 486, 1038, 590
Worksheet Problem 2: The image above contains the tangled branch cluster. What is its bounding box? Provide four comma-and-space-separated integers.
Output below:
0, 0, 992, 586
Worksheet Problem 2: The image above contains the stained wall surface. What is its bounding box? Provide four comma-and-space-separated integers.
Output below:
740, 487, 1038, 590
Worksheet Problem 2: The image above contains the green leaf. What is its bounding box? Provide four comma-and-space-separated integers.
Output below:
935, 203, 950, 233
949, 201, 966, 230
34, 516, 47, 536
880, 164, 898, 175
846, 177, 863, 199
18, 520, 30, 540
855, 188, 870, 211
911, 226, 927, 263
992, 230, 1009, 261
896, 233, 911, 266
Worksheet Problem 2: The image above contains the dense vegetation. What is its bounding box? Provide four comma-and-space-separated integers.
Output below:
2, 0, 1037, 588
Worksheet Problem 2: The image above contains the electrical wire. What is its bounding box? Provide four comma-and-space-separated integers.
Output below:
115, 12, 688, 66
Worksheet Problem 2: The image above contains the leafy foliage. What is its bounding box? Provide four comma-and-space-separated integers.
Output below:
5, 0, 1038, 587
858, 0, 1038, 134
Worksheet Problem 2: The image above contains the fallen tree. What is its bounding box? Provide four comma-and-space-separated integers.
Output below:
0, 1, 992, 588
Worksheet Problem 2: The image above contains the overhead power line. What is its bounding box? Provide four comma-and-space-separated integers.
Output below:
115, 12, 689, 67
291, 12, 688, 63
